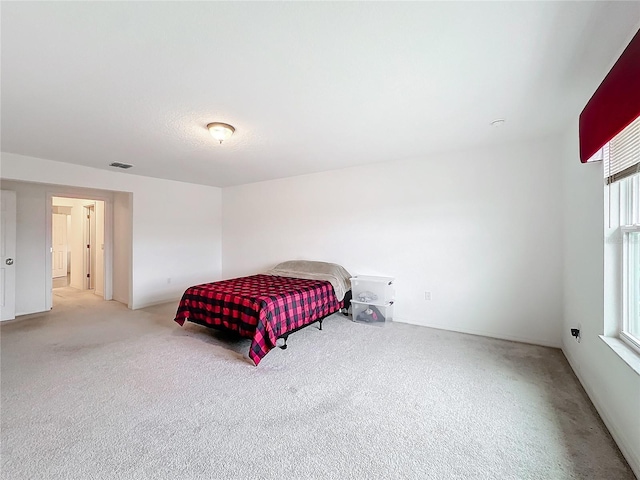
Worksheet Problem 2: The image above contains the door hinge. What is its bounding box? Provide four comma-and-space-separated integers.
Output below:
87, 274, 90, 278
87, 244, 90, 248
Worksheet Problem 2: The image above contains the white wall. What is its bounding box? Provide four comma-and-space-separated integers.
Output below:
222, 136, 564, 347
1, 152, 223, 311
113, 192, 132, 306
561, 122, 640, 476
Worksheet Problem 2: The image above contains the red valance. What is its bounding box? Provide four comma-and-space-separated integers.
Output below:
579, 29, 640, 163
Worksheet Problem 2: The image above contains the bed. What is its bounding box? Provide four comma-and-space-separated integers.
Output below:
174, 261, 352, 365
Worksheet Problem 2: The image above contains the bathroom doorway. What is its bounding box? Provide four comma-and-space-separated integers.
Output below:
52, 197, 105, 299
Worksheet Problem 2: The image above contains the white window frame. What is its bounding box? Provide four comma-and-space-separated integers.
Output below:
602, 113, 639, 353
601, 116, 640, 371
621, 225, 640, 354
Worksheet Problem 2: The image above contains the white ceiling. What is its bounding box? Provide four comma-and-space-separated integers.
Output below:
2, 2, 639, 187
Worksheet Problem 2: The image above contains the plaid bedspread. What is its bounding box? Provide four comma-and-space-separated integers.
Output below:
174, 274, 342, 365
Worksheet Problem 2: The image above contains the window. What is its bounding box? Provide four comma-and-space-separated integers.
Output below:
623, 224, 640, 349
605, 115, 640, 353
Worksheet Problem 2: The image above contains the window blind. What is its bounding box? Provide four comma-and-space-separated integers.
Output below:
580, 28, 640, 163
604, 114, 640, 184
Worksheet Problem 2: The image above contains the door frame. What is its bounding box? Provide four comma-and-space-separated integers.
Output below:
45, 192, 113, 309
83, 203, 96, 290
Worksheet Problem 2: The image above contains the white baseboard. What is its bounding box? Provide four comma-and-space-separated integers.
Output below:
131, 297, 181, 310
562, 347, 640, 478
393, 316, 562, 349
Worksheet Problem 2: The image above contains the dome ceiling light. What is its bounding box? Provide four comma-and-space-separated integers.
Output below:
207, 122, 235, 144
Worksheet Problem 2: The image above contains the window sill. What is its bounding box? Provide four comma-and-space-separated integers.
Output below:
599, 335, 640, 376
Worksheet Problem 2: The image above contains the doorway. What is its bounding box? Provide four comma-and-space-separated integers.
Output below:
52, 197, 105, 301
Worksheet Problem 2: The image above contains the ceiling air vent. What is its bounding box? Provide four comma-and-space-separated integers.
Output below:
109, 162, 134, 169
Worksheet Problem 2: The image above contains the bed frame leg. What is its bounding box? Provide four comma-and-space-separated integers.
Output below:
318, 319, 323, 331
279, 334, 289, 350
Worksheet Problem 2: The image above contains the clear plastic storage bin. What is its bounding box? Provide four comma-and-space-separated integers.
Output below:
350, 275, 395, 305
351, 300, 393, 326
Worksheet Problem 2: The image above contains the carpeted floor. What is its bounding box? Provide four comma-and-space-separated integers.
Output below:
0, 288, 634, 479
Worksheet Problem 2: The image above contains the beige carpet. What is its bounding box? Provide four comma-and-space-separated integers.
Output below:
0, 288, 634, 479
52, 274, 70, 289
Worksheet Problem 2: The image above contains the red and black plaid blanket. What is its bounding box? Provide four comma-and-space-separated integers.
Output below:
174, 274, 342, 365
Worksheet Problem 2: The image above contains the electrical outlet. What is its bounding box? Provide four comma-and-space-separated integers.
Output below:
424, 291, 431, 301
570, 323, 582, 343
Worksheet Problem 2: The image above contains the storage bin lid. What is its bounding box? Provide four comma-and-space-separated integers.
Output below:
350, 275, 394, 284
351, 299, 394, 307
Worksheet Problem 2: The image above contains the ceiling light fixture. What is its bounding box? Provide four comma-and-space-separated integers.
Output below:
491, 119, 506, 127
207, 122, 235, 144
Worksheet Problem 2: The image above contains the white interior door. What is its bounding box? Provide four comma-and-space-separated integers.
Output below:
89, 205, 96, 290
95, 201, 105, 297
52, 213, 68, 278
1, 190, 17, 321
83, 204, 95, 290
